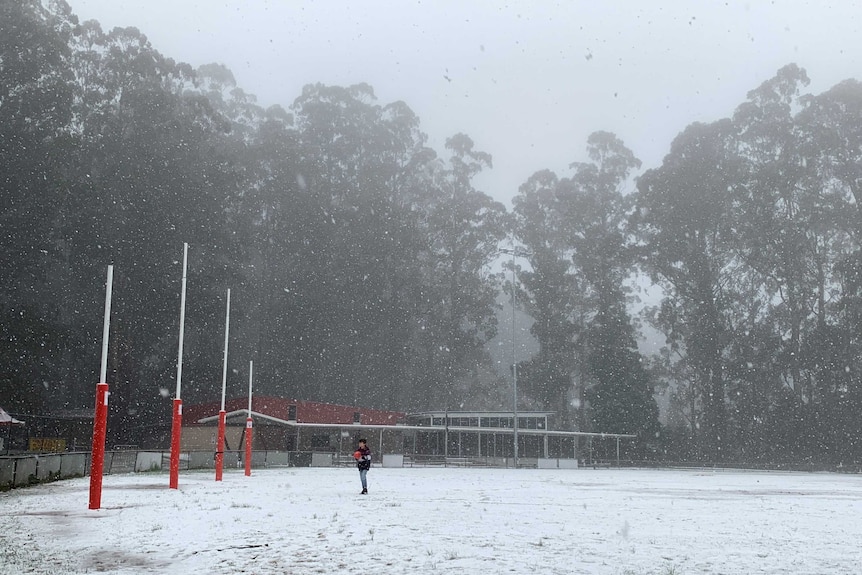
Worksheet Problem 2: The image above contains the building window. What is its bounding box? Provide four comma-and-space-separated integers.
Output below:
353, 411, 361, 424
288, 405, 297, 421
519, 417, 538, 429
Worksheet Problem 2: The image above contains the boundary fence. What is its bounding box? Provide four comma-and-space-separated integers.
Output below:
0, 450, 592, 490
6, 451, 844, 492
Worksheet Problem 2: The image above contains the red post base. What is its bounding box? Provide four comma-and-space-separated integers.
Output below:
169, 398, 183, 489
215, 410, 226, 481
88, 383, 110, 510
244, 417, 253, 477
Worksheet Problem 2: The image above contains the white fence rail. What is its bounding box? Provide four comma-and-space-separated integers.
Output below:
0, 450, 591, 491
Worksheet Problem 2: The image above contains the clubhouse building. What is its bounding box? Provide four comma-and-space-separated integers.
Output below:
182, 396, 634, 466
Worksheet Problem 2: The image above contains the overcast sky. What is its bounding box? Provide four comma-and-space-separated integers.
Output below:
65, 0, 862, 207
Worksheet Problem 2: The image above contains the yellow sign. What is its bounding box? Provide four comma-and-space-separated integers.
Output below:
29, 438, 67, 452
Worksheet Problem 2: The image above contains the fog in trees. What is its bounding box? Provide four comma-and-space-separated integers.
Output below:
4, 2, 862, 466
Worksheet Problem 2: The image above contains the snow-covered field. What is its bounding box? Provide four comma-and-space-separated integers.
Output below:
2, 466, 861, 574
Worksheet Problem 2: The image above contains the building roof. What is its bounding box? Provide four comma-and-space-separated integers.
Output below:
183, 396, 405, 426
0, 407, 24, 425
407, 410, 556, 418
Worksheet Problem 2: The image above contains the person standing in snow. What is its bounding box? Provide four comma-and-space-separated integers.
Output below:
355, 438, 372, 494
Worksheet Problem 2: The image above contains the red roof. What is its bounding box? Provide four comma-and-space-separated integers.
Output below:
183, 396, 405, 426
0, 407, 24, 426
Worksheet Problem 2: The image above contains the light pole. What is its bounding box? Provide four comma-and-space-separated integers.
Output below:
499, 247, 530, 467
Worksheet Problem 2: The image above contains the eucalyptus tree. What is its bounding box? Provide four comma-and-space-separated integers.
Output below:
792, 78, 862, 462
416, 134, 509, 410
731, 64, 822, 407
725, 65, 862, 463
286, 83, 440, 408
54, 20, 242, 441
194, 61, 305, 401
559, 132, 658, 442
0, 0, 81, 413
633, 120, 742, 460
511, 169, 583, 428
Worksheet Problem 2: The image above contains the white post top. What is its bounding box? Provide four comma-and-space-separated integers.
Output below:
99, 265, 114, 384
175, 242, 189, 399
247, 360, 254, 413
220, 288, 231, 411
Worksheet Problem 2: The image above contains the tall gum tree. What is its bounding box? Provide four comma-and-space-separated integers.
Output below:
512, 169, 582, 428
732, 64, 818, 406
286, 83, 436, 407
793, 79, 862, 461
633, 120, 741, 461
560, 133, 658, 445
0, 0, 78, 414
419, 134, 508, 410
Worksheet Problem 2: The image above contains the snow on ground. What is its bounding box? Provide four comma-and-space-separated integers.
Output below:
2, 466, 862, 574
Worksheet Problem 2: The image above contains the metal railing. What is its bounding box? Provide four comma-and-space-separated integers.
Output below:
0, 449, 375, 490
0, 452, 89, 490
0, 450, 590, 491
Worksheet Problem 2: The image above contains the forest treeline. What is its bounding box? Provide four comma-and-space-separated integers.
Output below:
3, 1, 862, 466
